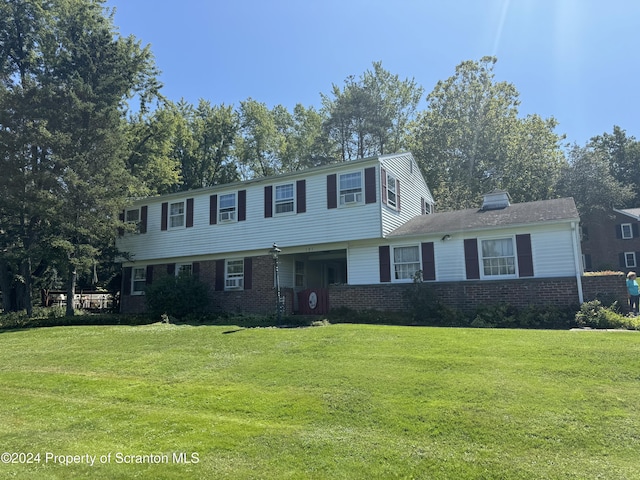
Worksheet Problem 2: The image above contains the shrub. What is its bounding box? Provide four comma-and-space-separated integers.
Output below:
145, 274, 210, 319
575, 300, 640, 330
403, 280, 465, 326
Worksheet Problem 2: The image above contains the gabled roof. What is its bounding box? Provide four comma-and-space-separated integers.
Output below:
388, 197, 579, 238
614, 208, 640, 220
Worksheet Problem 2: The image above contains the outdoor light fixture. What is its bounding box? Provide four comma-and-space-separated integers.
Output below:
441, 234, 452, 241
269, 243, 283, 324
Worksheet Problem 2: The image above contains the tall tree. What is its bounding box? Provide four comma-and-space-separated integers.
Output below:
588, 126, 640, 207
0, 0, 159, 315
410, 56, 565, 210
321, 62, 423, 161
557, 145, 633, 216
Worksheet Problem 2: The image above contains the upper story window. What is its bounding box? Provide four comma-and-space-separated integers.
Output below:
481, 238, 516, 277
125, 208, 140, 224
169, 201, 185, 228
132, 267, 146, 295
386, 172, 398, 209
621, 223, 633, 239
219, 193, 236, 222
393, 246, 420, 281
339, 172, 363, 205
225, 259, 244, 290
275, 184, 295, 214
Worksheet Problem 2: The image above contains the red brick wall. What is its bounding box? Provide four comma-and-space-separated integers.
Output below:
329, 275, 628, 313
121, 262, 628, 315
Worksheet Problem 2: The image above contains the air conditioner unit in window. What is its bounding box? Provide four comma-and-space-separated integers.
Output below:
219, 211, 235, 222
225, 278, 243, 289
341, 192, 361, 204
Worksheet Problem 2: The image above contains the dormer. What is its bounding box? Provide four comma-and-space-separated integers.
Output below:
481, 190, 511, 211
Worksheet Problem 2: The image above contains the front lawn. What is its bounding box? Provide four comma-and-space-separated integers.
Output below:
0, 323, 639, 479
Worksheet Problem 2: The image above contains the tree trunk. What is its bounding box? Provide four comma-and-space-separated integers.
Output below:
0, 260, 13, 312
65, 266, 77, 317
20, 257, 33, 317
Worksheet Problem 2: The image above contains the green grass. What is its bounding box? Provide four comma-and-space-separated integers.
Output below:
1, 323, 639, 479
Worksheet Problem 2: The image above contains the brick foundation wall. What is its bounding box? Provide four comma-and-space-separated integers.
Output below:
121, 265, 628, 316
329, 275, 629, 313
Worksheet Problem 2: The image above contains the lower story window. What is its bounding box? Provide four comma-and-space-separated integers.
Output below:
132, 267, 146, 294
393, 246, 420, 280
176, 263, 192, 276
481, 238, 516, 277
625, 252, 637, 268
225, 259, 244, 290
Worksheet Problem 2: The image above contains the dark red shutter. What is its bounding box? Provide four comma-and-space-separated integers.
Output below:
215, 260, 225, 291
296, 180, 306, 213
186, 198, 194, 227
396, 179, 401, 211
379, 246, 391, 283
238, 190, 246, 221
327, 174, 337, 209
421, 242, 435, 281
122, 267, 132, 295
146, 265, 154, 285
464, 239, 480, 280
516, 234, 534, 277
161, 202, 168, 231
140, 206, 148, 233
192, 262, 200, 278
381, 168, 387, 204
209, 195, 218, 225
421, 197, 426, 215
364, 167, 376, 204
243, 257, 252, 290
264, 186, 273, 218
167, 263, 175, 275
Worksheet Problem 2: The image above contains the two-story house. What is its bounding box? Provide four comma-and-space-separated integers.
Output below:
117, 152, 588, 315
581, 208, 640, 273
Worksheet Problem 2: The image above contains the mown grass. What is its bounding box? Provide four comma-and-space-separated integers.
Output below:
0, 323, 639, 479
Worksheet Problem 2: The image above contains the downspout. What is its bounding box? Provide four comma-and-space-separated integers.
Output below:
571, 221, 584, 304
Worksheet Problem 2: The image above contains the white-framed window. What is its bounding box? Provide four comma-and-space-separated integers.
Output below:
219, 193, 236, 222
622, 223, 633, 239
225, 259, 244, 290
393, 245, 421, 281
132, 267, 146, 295
125, 208, 140, 224
275, 183, 295, 214
386, 171, 398, 209
169, 201, 185, 229
625, 252, 637, 268
339, 171, 363, 205
176, 263, 192, 277
481, 237, 516, 278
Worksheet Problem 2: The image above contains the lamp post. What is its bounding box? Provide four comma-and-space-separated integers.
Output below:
269, 243, 282, 324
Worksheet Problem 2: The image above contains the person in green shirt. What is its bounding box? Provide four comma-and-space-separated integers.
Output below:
626, 271, 640, 316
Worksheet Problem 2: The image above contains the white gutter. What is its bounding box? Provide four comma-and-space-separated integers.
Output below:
571, 221, 584, 304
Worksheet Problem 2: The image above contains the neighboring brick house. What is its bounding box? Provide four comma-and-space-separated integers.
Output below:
116, 152, 593, 316
581, 208, 640, 273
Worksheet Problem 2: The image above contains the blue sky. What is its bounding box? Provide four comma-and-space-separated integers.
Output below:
106, 0, 640, 147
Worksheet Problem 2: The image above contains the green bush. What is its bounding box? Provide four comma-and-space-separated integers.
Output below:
403, 281, 465, 326
145, 274, 211, 319
575, 300, 640, 330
